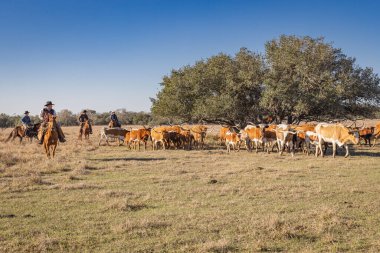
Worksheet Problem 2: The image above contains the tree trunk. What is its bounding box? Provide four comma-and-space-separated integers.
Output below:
287, 115, 293, 124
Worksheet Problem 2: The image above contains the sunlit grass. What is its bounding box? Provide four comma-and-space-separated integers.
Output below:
0, 126, 379, 252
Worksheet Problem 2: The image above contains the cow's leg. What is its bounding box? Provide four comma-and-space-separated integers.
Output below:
371, 138, 377, 148
332, 142, 337, 158
277, 140, 281, 154
305, 141, 310, 155
162, 141, 166, 150
344, 144, 350, 158
317, 137, 324, 157
280, 141, 285, 156
290, 141, 295, 157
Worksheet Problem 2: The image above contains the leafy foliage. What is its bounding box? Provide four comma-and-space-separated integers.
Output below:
152, 35, 380, 124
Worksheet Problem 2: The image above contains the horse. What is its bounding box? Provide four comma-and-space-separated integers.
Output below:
78, 120, 90, 140
108, 120, 121, 128
5, 123, 41, 143
43, 116, 59, 158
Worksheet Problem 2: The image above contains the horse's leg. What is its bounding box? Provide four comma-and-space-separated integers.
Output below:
52, 144, 57, 158
44, 143, 50, 158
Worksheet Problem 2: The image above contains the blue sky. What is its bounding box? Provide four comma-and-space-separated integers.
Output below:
0, 0, 379, 115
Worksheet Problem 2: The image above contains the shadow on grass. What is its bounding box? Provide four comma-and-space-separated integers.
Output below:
350, 151, 380, 157
90, 157, 167, 162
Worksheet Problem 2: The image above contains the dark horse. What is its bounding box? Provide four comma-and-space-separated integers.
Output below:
5, 123, 41, 143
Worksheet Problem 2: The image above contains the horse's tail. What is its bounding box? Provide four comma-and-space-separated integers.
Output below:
5, 130, 14, 142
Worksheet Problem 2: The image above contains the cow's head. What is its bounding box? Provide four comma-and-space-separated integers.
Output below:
348, 130, 360, 145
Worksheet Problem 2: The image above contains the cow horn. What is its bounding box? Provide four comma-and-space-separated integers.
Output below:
247, 122, 255, 125
344, 120, 354, 128
357, 121, 365, 129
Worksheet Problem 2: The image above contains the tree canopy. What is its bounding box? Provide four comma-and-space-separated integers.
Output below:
151, 35, 380, 124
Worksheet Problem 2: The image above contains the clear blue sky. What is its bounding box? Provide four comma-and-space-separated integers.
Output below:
0, 0, 379, 115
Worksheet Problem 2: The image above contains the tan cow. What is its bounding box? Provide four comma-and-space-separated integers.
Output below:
315, 123, 359, 158
225, 131, 241, 153
150, 128, 168, 150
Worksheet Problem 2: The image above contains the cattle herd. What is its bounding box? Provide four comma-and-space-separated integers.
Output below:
98, 121, 380, 158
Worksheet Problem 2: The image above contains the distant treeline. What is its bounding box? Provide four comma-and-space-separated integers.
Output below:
0, 109, 162, 128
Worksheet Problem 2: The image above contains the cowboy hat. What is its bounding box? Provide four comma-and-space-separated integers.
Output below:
45, 101, 54, 106
82, 110, 87, 113
24, 111, 30, 114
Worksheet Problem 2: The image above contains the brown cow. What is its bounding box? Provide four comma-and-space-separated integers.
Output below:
128, 127, 151, 150
189, 125, 208, 150
179, 127, 192, 150
357, 127, 375, 146
371, 122, 380, 147
294, 124, 316, 153
262, 126, 278, 153
243, 125, 265, 153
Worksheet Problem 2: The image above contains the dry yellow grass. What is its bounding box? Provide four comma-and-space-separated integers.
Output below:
0, 125, 379, 252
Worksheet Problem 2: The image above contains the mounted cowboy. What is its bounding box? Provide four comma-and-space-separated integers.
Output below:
109, 111, 121, 128
38, 101, 66, 144
78, 110, 93, 134
21, 111, 32, 130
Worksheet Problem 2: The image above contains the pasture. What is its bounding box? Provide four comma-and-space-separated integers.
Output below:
0, 126, 379, 252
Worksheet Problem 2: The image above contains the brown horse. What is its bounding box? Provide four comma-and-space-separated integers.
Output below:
43, 116, 59, 158
78, 120, 90, 140
5, 123, 41, 143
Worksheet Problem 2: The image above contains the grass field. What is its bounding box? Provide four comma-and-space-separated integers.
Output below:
0, 126, 379, 252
